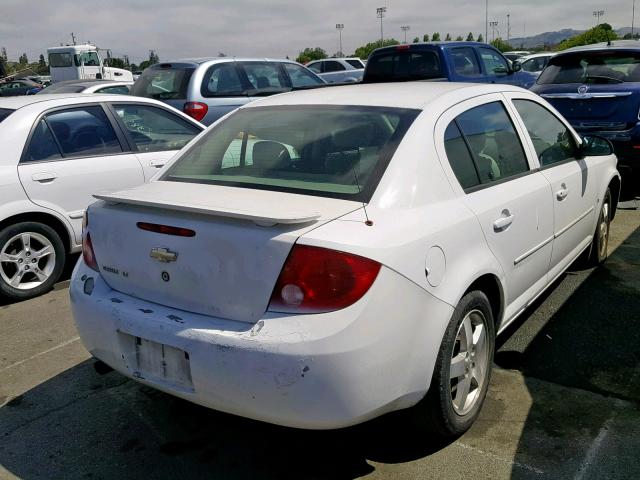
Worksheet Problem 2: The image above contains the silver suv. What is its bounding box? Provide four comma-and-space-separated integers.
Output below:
130, 58, 326, 125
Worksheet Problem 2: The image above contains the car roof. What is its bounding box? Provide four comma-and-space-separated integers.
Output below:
0, 93, 159, 110
155, 57, 301, 66
560, 40, 640, 54
521, 52, 555, 60
244, 82, 526, 110
50, 79, 129, 87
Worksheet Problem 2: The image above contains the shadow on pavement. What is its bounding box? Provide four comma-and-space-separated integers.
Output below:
0, 360, 450, 479
496, 224, 640, 478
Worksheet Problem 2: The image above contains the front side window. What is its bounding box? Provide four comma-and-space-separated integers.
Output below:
513, 99, 577, 166
452, 47, 481, 76
24, 119, 62, 162
201, 63, 244, 96
283, 63, 323, 87
113, 104, 201, 152
78, 52, 100, 66
48, 53, 73, 67
162, 105, 419, 201
479, 48, 509, 74
45, 106, 122, 158
444, 102, 529, 188
306, 62, 322, 73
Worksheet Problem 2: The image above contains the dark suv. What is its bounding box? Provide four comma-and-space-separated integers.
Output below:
532, 40, 640, 193
363, 42, 536, 88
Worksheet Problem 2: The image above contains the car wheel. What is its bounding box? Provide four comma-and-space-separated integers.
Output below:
588, 188, 611, 266
0, 222, 65, 301
421, 290, 496, 437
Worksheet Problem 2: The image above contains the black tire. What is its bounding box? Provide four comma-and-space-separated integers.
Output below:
587, 188, 611, 266
419, 290, 496, 437
0, 222, 66, 301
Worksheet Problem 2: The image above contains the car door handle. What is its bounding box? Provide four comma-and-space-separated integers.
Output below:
31, 172, 57, 183
493, 209, 514, 232
556, 184, 569, 201
149, 160, 167, 168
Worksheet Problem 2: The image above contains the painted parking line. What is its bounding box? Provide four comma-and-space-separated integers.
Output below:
0, 336, 80, 373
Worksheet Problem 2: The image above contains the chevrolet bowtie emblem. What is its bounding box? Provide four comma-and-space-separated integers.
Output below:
150, 247, 178, 263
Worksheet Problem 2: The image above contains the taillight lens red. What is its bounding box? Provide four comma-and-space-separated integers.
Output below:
268, 245, 381, 314
183, 101, 208, 122
82, 232, 99, 271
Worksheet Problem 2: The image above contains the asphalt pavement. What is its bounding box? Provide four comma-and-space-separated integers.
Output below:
0, 201, 639, 480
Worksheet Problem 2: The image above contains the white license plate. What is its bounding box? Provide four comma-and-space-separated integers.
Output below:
119, 333, 193, 391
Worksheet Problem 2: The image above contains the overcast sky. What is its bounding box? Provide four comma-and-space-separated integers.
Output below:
1, 0, 634, 63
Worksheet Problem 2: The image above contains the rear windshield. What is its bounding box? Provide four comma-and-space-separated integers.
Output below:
364, 50, 443, 82
38, 84, 85, 94
538, 51, 640, 84
130, 65, 195, 100
0, 108, 14, 122
162, 105, 419, 201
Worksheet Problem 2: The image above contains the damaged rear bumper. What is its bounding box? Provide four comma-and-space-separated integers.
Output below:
70, 259, 454, 429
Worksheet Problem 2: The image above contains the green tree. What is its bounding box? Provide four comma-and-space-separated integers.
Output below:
477, 34, 484, 43
295, 47, 327, 64
466, 32, 475, 41
423, 34, 430, 42
18, 53, 28, 65
456, 35, 464, 41
490, 38, 512, 52
37, 54, 48, 74
1, 47, 7, 63
445, 33, 452, 41
148, 50, 159, 65
557, 23, 618, 50
431, 32, 441, 41
107, 57, 127, 69
353, 39, 400, 59
413, 37, 420, 43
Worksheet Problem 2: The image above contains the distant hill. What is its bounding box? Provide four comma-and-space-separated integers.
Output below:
508, 27, 632, 49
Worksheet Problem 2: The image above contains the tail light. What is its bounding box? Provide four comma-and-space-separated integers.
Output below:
268, 245, 381, 314
183, 101, 208, 122
82, 211, 99, 271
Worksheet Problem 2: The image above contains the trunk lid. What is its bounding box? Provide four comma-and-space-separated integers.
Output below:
88, 181, 361, 323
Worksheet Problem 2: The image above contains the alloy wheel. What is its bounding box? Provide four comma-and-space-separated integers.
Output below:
0, 232, 56, 290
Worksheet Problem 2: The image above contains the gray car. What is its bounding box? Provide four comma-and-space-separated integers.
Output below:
306, 58, 365, 84
130, 58, 326, 125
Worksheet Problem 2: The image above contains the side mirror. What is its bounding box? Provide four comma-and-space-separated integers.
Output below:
579, 135, 614, 157
511, 60, 522, 73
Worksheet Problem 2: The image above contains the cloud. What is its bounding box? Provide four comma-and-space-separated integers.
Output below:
0, 0, 633, 63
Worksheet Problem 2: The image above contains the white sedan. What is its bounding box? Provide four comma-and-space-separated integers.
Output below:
0, 94, 204, 301
71, 83, 620, 434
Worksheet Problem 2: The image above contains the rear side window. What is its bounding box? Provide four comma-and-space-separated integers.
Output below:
48, 53, 73, 67
241, 62, 287, 91
96, 85, 130, 94
113, 104, 201, 152
0, 108, 14, 122
24, 120, 62, 162
346, 59, 365, 69
201, 63, 245, 97
365, 50, 442, 82
130, 65, 195, 100
444, 102, 529, 188
451, 47, 481, 76
444, 122, 480, 189
283, 63, 324, 87
45, 106, 122, 158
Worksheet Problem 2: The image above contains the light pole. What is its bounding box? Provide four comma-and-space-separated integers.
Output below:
401, 25, 410, 43
485, 0, 489, 45
490, 21, 498, 42
377, 6, 387, 44
633, 0, 636, 37
507, 13, 511, 43
336, 24, 344, 57
593, 10, 605, 26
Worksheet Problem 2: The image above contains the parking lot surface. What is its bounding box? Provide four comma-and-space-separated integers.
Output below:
1, 202, 639, 479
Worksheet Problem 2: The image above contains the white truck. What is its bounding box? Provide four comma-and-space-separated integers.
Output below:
47, 44, 133, 83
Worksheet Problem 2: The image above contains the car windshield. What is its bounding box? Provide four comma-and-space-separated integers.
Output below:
130, 65, 195, 100
537, 51, 640, 84
364, 50, 443, 82
0, 108, 14, 122
38, 84, 85, 94
162, 105, 419, 201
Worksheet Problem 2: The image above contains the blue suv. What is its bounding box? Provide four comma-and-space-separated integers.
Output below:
363, 42, 537, 88
532, 41, 640, 194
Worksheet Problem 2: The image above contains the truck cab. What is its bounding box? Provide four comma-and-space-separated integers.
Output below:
362, 42, 536, 89
47, 44, 134, 83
